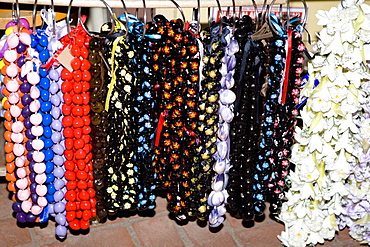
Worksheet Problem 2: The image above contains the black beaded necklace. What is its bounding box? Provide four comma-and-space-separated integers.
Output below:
192, 22, 227, 222
267, 20, 305, 215
105, 18, 140, 213
228, 15, 265, 221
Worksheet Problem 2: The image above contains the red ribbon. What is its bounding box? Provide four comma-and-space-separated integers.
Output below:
154, 111, 168, 147
40, 47, 64, 70
281, 29, 293, 104
182, 127, 201, 145
41, 15, 89, 70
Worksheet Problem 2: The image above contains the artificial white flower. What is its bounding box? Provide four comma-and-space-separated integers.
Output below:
323, 124, 339, 142
311, 98, 331, 113
335, 130, 354, 153
278, 1, 370, 246
329, 85, 347, 103
309, 134, 324, 153
332, 73, 349, 87
338, 114, 359, 133
320, 142, 338, 165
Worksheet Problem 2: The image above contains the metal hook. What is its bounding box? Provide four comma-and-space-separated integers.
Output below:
79, 0, 115, 38
231, 0, 236, 34
191, 0, 201, 34
286, 0, 290, 29
207, 0, 223, 36
279, 4, 283, 21
50, 0, 56, 35
12, 3, 16, 21
142, 0, 147, 38
300, 0, 308, 28
119, 0, 130, 37
251, 0, 259, 29
169, 0, 186, 28
267, 0, 279, 35
258, 0, 270, 27
32, 0, 38, 33
150, 8, 154, 22
268, 0, 308, 34
66, 0, 74, 37
208, 7, 211, 27
15, 0, 20, 33
215, 0, 223, 36
340, 0, 360, 8
196, 0, 201, 35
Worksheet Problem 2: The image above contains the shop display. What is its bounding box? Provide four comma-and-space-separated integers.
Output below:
1, 0, 370, 246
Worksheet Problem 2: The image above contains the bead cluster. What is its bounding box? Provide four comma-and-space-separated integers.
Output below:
228, 16, 263, 220
3, 20, 40, 222
89, 36, 108, 220
131, 21, 157, 211
60, 25, 96, 230
267, 23, 305, 215
192, 25, 221, 221
105, 29, 139, 213
1, 10, 311, 242
31, 30, 53, 223
208, 24, 238, 227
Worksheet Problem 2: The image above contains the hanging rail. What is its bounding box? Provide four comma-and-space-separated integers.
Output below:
0, 0, 284, 8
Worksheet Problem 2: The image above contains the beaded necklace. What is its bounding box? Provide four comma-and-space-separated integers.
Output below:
208, 22, 238, 227
89, 31, 109, 220
151, 16, 200, 220
50, 65, 68, 238
132, 20, 160, 211
1, 22, 21, 217
151, 14, 169, 186
28, 28, 50, 222
101, 28, 117, 215
88, 20, 123, 220
2, 20, 36, 222
267, 21, 305, 215
105, 16, 140, 213
61, 18, 95, 230
89, 37, 108, 218
192, 22, 225, 221
228, 15, 259, 220
38, 9, 70, 237
251, 14, 285, 217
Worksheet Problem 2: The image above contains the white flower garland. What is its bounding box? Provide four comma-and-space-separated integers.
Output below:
278, 0, 370, 246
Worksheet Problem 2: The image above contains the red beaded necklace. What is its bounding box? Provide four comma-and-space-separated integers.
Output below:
60, 18, 96, 231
